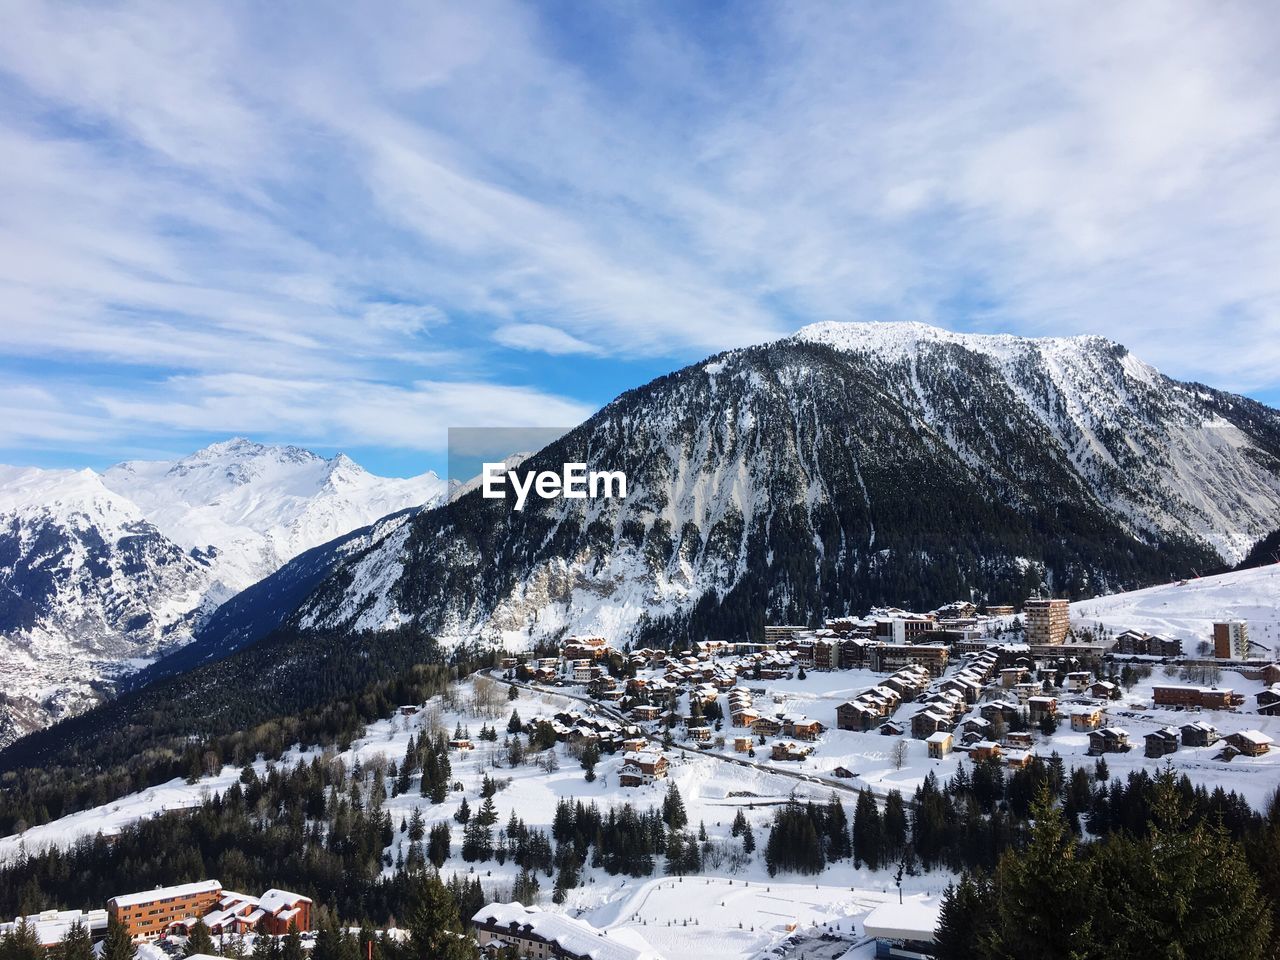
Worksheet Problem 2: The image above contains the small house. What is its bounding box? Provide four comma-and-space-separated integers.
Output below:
1070, 708, 1103, 732
1144, 727, 1179, 758
1180, 721, 1219, 747
1225, 730, 1274, 757
1088, 728, 1131, 755
926, 731, 953, 759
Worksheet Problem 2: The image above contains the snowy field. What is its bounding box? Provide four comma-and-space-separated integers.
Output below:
1072, 563, 1280, 655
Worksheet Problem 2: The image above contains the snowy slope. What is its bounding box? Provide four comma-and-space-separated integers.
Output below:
1072, 563, 1280, 655
0, 440, 445, 743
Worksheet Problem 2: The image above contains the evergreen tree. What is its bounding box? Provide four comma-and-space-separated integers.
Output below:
983, 784, 1101, 960
61, 919, 94, 960
507, 710, 522, 734
186, 919, 215, 958
408, 807, 426, 843
4, 919, 42, 960
102, 918, 136, 960
281, 924, 304, 960
427, 822, 451, 868
852, 788, 884, 869
662, 782, 687, 831
934, 876, 993, 960
408, 873, 478, 960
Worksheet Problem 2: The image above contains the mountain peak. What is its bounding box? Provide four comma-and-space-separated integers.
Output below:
790, 320, 1122, 361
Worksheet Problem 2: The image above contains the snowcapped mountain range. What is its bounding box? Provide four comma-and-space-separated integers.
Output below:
288, 321, 1280, 652
0, 440, 444, 743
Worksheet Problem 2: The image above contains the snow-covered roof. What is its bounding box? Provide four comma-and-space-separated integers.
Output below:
862, 899, 942, 942
109, 880, 222, 909
472, 902, 658, 960
259, 889, 311, 913
925, 731, 952, 744
1231, 730, 1274, 746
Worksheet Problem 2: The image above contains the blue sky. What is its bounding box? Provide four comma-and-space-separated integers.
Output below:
2, 1, 1279, 477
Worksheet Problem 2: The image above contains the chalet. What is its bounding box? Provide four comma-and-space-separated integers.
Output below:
833, 766, 857, 778
970, 741, 1002, 762
398, 705, 419, 716
836, 701, 881, 732
1063, 671, 1093, 692
1004, 750, 1033, 770
957, 717, 991, 736
630, 705, 662, 722
472, 902, 655, 960
1257, 686, 1280, 715
879, 720, 905, 736
1226, 730, 1274, 757
926, 731, 953, 759
619, 751, 669, 787
733, 737, 753, 753
1180, 721, 1220, 747
1005, 731, 1034, 750
1000, 667, 1028, 688
688, 725, 712, 743
1088, 728, 1131, 755
911, 710, 951, 740
771, 742, 813, 762
1090, 680, 1120, 700
1070, 708, 1104, 732
979, 700, 1021, 724
752, 716, 783, 737
1144, 727, 1179, 758
621, 737, 648, 753
1027, 696, 1057, 722
784, 716, 825, 741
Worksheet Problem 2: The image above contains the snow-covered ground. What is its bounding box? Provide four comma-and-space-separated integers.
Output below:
1072, 563, 1280, 655
0, 680, 949, 960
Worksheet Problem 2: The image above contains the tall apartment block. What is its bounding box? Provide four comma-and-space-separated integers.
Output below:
1213, 620, 1249, 659
1023, 598, 1070, 645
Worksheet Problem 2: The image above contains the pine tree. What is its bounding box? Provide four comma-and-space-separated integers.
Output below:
408, 807, 426, 842
984, 784, 1101, 960
102, 918, 136, 960
186, 919, 215, 957
427, 822, 451, 868
6, 918, 43, 960
507, 709, 522, 734
934, 876, 993, 960
662, 782, 687, 831
281, 924, 304, 960
408, 873, 478, 960
61, 919, 94, 960
852, 788, 884, 869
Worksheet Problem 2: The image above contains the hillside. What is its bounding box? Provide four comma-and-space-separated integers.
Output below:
1072, 563, 1280, 656
291, 322, 1280, 650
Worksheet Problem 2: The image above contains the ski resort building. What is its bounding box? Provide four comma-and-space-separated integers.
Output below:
472, 902, 660, 960
862, 900, 941, 959
107, 881, 225, 938
0, 910, 108, 948
1151, 686, 1241, 710
1214, 621, 1250, 659
106, 882, 311, 940
1023, 598, 1070, 645
618, 751, 668, 787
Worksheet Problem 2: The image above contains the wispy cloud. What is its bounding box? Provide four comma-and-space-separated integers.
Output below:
0, 1, 1278, 468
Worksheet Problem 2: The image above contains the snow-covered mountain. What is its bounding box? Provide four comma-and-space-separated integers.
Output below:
289, 321, 1280, 651
0, 440, 445, 743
